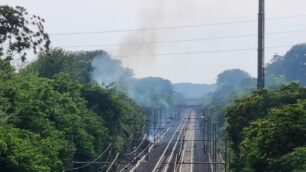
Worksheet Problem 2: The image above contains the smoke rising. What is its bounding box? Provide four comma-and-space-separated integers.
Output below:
90, 52, 133, 85
117, 0, 167, 73
90, 52, 174, 109
116, 0, 213, 79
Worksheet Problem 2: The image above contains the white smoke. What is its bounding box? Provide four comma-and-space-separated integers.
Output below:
90, 53, 133, 85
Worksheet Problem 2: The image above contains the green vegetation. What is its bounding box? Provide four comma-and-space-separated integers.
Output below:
81, 84, 144, 152
27, 48, 175, 114
0, 125, 65, 172
0, 59, 145, 171
0, 6, 171, 171
26, 49, 99, 83
266, 44, 306, 86
0, 10, 145, 169
202, 69, 256, 145
2, 4, 306, 172
201, 44, 306, 171
226, 83, 306, 172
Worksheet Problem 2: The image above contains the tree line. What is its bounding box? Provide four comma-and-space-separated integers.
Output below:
201, 44, 306, 171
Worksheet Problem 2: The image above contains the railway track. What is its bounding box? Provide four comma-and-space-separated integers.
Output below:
122, 109, 215, 172
152, 112, 188, 172
126, 110, 189, 172
178, 112, 195, 172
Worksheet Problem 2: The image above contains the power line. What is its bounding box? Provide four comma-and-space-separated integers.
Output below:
63, 144, 112, 171
105, 153, 120, 172
110, 44, 302, 58
50, 14, 306, 36
125, 131, 136, 152
59, 28, 306, 48
124, 126, 146, 156
267, 28, 306, 35
119, 142, 153, 172
100, 150, 113, 171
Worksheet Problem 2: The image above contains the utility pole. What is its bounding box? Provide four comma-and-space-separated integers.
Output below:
158, 108, 161, 130
212, 123, 217, 172
153, 108, 157, 143
257, 0, 265, 89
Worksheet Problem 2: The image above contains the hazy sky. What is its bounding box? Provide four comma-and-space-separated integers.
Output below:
2, 0, 306, 84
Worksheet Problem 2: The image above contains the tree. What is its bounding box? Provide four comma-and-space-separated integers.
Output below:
240, 100, 306, 172
226, 83, 306, 171
131, 77, 174, 108
81, 84, 144, 152
271, 147, 306, 172
0, 59, 14, 80
0, 125, 67, 172
0, 71, 110, 171
266, 73, 287, 89
0, 5, 50, 61
212, 69, 255, 101
217, 69, 251, 87
201, 69, 256, 152
266, 44, 306, 86
226, 83, 306, 152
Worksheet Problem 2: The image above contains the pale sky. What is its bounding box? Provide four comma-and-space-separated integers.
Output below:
2, 0, 306, 84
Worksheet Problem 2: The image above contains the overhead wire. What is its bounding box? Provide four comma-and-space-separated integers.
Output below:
124, 126, 146, 156
63, 144, 112, 171
108, 44, 304, 58
50, 14, 306, 36
105, 153, 120, 172
59, 28, 306, 48
124, 119, 162, 156
99, 150, 113, 171
119, 141, 153, 172
120, 119, 163, 172
125, 130, 136, 151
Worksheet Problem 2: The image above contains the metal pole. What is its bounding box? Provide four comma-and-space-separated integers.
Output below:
213, 123, 217, 172
225, 138, 228, 172
154, 108, 157, 142
204, 119, 208, 153
257, 0, 265, 89
159, 108, 161, 132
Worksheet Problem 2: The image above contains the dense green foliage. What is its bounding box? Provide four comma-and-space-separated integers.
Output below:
26, 49, 98, 83
81, 84, 144, 151
0, 59, 145, 171
271, 147, 306, 172
0, 125, 65, 172
226, 83, 306, 171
